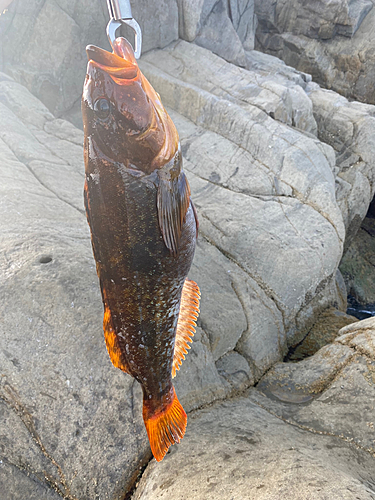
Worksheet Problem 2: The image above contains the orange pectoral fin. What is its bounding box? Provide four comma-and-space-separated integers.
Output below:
103, 306, 130, 374
143, 387, 187, 462
172, 279, 200, 378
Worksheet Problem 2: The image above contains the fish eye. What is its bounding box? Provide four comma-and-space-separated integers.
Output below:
94, 98, 110, 119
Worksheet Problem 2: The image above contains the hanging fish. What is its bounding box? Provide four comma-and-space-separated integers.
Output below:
82, 37, 200, 462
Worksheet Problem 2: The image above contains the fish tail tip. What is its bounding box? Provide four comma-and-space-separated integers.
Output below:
143, 387, 187, 462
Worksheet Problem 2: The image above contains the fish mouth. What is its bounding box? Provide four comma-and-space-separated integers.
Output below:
86, 38, 138, 81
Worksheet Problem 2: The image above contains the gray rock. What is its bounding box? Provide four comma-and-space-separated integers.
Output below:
134, 389, 375, 499
229, 0, 257, 50
142, 40, 318, 134
255, 0, 373, 40
340, 217, 375, 304
216, 351, 254, 391
255, 1, 375, 105
141, 41, 346, 354
194, 0, 247, 67
176, 0, 217, 41
306, 83, 375, 247
0, 0, 179, 116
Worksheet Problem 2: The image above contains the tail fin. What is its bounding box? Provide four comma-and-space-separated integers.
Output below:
143, 387, 187, 462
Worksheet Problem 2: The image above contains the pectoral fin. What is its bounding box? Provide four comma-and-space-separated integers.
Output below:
157, 171, 191, 255
172, 279, 200, 378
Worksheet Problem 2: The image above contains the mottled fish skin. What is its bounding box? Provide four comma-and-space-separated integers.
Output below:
82, 38, 199, 461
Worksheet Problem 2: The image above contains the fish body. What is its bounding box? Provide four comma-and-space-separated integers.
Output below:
82, 38, 199, 461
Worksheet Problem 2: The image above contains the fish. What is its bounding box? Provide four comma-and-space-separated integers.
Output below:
82, 37, 200, 462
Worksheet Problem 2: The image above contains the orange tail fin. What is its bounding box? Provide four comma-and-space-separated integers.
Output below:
143, 387, 187, 462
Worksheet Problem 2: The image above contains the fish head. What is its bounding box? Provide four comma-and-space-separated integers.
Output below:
82, 37, 178, 174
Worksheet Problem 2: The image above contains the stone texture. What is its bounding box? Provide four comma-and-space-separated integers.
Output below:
141, 41, 348, 355
255, 0, 373, 40
255, 0, 375, 105
194, 0, 247, 67
287, 307, 358, 361
0, 74, 234, 498
133, 320, 375, 499
305, 82, 375, 248
134, 391, 375, 500
340, 216, 375, 303
229, 0, 257, 50
0, 0, 179, 116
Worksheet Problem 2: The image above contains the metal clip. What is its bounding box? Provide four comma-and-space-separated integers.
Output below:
106, 0, 142, 59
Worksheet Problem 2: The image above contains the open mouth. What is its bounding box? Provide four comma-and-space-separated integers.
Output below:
86, 38, 138, 80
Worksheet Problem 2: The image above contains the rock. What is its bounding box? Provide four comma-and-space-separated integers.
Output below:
258, 342, 355, 402
255, 0, 372, 40
340, 217, 375, 304
229, 0, 257, 50
0, 77, 156, 499
305, 82, 375, 248
216, 351, 254, 391
141, 40, 347, 356
134, 389, 375, 500
0, 0, 179, 116
287, 307, 358, 361
194, 0, 246, 67
133, 320, 375, 499
255, 1, 375, 105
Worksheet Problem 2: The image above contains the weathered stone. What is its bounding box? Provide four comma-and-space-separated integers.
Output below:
340, 217, 375, 303
194, 0, 247, 66
255, 1, 375, 105
134, 390, 375, 500
216, 351, 254, 391
255, 0, 373, 40
258, 342, 354, 402
305, 83, 375, 247
142, 40, 317, 134
229, 0, 257, 50
288, 307, 358, 361
0, 0, 179, 115
141, 40, 349, 357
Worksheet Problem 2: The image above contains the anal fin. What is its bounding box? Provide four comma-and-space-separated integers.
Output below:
172, 279, 200, 378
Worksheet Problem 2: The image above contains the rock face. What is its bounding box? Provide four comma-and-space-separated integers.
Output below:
2, 12, 375, 498
134, 320, 375, 500
340, 215, 375, 304
254, 0, 375, 105
0, 0, 179, 116
0, 0, 256, 116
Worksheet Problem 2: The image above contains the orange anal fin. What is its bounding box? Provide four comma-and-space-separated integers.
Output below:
157, 169, 191, 256
143, 387, 187, 462
172, 279, 201, 378
103, 305, 130, 374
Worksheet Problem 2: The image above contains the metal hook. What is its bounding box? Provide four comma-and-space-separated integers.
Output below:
106, 0, 142, 59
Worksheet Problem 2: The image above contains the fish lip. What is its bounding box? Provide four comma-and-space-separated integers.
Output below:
86, 42, 138, 80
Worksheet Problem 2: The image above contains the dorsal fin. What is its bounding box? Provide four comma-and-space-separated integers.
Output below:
157, 167, 191, 256
172, 279, 200, 378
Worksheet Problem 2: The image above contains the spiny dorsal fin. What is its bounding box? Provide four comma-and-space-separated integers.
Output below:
157, 169, 191, 256
172, 279, 200, 378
